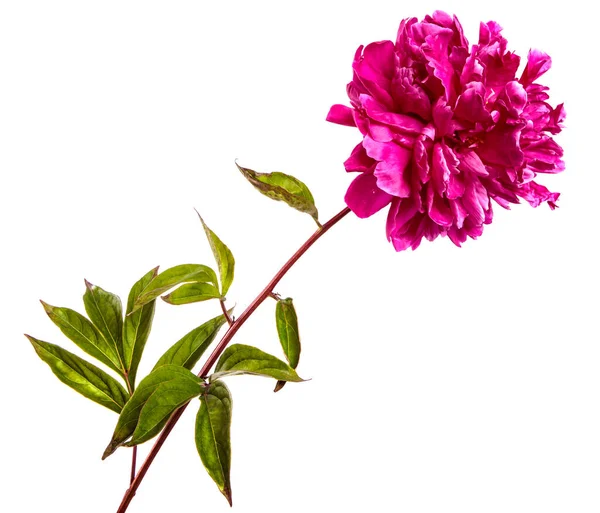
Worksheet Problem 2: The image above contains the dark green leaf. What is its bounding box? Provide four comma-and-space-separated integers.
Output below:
27, 335, 128, 413
236, 163, 320, 225
103, 365, 202, 458
274, 298, 301, 393
212, 344, 304, 382
153, 313, 229, 371
197, 213, 235, 297
129, 373, 203, 446
123, 267, 158, 388
133, 264, 218, 312
196, 380, 232, 506
83, 281, 125, 374
40, 301, 122, 374
161, 282, 221, 305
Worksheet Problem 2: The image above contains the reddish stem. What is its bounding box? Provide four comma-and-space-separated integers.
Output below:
129, 447, 137, 485
219, 299, 234, 326
115, 206, 351, 513
124, 375, 136, 486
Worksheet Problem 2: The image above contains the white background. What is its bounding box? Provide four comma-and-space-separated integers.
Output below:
1, 1, 598, 512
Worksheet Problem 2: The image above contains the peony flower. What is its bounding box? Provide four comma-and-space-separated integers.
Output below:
327, 11, 565, 251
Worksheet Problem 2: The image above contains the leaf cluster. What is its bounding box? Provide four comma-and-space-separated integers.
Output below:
27, 163, 319, 506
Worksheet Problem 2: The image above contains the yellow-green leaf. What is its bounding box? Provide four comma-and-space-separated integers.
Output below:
236, 163, 319, 225
123, 267, 158, 388
274, 297, 301, 393
212, 344, 304, 383
152, 313, 229, 371
27, 335, 128, 413
196, 380, 233, 506
40, 301, 122, 374
197, 213, 235, 297
133, 264, 218, 312
161, 282, 221, 305
103, 365, 202, 458
83, 281, 125, 374
129, 374, 203, 446
275, 298, 300, 368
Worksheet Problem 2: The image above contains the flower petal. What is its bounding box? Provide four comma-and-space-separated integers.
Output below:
457, 151, 489, 176
478, 122, 524, 168
517, 180, 560, 208
360, 94, 425, 135
427, 185, 454, 227
392, 68, 432, 120
386, 198, 417, 238
455, 82, 491, 123
344, 173, 393, 218
363, 137, 412, 197
344, 143, 376, 173
497, 81, 527, 117
326, 104, 356, 127
520, 49, 552, 86
462, 176, 490, 225
431, 142, 451, 195
353, 41, 396, 109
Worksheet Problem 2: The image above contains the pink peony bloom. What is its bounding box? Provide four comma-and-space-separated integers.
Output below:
327, 11, 565, 251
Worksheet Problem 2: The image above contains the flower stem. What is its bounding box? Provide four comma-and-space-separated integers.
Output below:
129, 447, 137, 485
123, 376, 137, 486
219, 299, 234, 326
115, 206, 351, 513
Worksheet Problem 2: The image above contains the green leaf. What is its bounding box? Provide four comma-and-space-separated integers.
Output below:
40, 301, 122, 374
274, 298, 301, 393
196, 380, 233, 506
129, 375, 203, 446
103, 365, 202, 458
275, 298, 301, 368
83, 281, 125, 374
153, 313, 229, 371
197, 213, 235, 297
236, 163, 320, 225
123, 267, 158, 388
212, 344, 304, 382
27, 335, 128, 413
133, 264, 218, 312
161, 282, 221, 305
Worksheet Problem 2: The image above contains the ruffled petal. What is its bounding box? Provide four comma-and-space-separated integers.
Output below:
353, 41, 396, 109
478, 122, 524, 167
520, 49, 552, 86
521, 134, 564, 170
431, 142, 451, 195
413, 139, 431, 184
461, 176, 489, 225
360, 94, 425, 135
326, 104, 356, 127
517, 180, 560, 208
427, 185, 453, 227
345, 172, 393, 218
392, 68, 432, 120
363, 137, 412, 197
422, 26, 457, 102
455, 82, 491, 123
457, 151, 489, 176
447, 172, 466, 199
344, 143, 376, 173
432, 99, 454, 137
497, 81, 527, 117
386, 197, 417, 238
